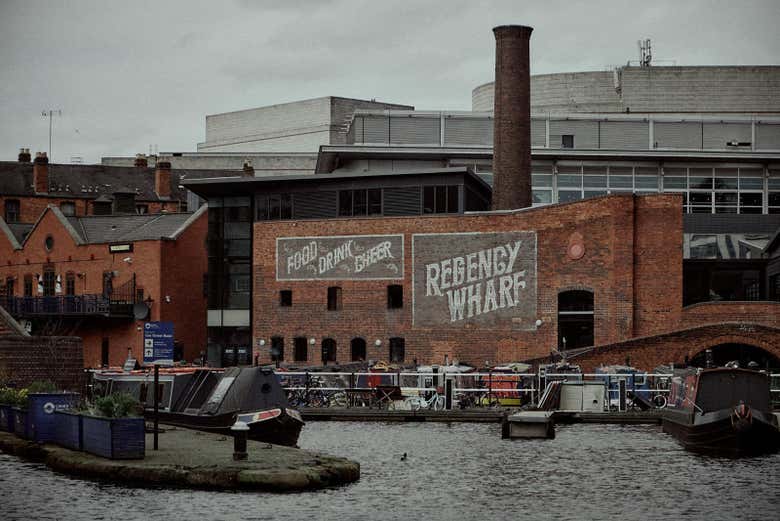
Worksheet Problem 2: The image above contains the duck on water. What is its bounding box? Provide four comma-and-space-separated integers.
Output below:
661, 363, 780, 457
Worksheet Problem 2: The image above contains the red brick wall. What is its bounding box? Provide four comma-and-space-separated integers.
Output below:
0, 335, 84, 391
568, 323, 780, 372
0, 196, 182, 223
682, 301, 780, 328
0, 208, 207, 367
252, 194, 685, 367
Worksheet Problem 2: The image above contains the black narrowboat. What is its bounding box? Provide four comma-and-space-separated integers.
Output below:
662, 367, 780, 457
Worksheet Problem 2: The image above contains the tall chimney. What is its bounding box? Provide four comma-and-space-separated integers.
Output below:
33, 152, 49, 193
491, 25, 533, 211
18, 148, 31, 163
155, 159, 171, 198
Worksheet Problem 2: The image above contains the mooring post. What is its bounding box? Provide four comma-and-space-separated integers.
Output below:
231, 420, 249, 461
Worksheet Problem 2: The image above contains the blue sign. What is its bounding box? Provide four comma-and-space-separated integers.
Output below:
143, 321, 174, 366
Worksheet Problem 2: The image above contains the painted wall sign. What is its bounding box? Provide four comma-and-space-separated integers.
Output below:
412, 232, 537, 328
276, 235, 404, 280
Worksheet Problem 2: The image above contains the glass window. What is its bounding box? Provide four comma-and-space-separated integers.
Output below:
558, 191, 582, 203
423, 186, 435, 214
689, 192, 712, 205
532, 174, 553, 187
354, 189, 367, 215
4, 199, 20, 222
739, 176, 763, 190
65, 273, 75, 296
689, 169, 713, 189
435, 186, 447, 213
271, 336, 284, 363
609, 176, 633, 189
42, 268, 55, 296
24, 274, 33, 296
226, 262, 250, 309
533, 190, 552, 204
60, 201, 76, 216
446, 185, 459, 213
583, 175, 607, 188
561, 135, 574, 148
635, 176, 659, 190
280, 193, 292, 219
368, 189, 382, 215
664, 177, 687, 190
714, 177, 738, 190
715, 193, 738, 204
583, 190, 607, 199
321, 338, 337, 363
327, 286, 342, 311
339, 190, 353, 217
268, 195, 280, 220
389, 338, 405, 363
558, 174, 581, 188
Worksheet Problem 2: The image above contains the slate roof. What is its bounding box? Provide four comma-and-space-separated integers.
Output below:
0, 161, 237, 202
6, 222, 34, 244
64, 207, 206, 244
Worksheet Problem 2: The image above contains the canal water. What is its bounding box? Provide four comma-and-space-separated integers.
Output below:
1, 422, 778, 520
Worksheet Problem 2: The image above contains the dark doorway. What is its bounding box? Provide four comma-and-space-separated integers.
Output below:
558, 290, 594, 350
389, 337, 405, 363
322, 338, 337, 364
101, 338, 109, 368
690, 343, 780, 370
351, 338, 367, 362
293, 337, 308, 362
271, 336, 284, 363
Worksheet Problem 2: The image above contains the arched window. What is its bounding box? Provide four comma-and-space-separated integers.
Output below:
351, 338, 367, 362
557, 290, 594, 350
389, 337, 405, 363
293, 337, 308, 362
321, 338, 337, 364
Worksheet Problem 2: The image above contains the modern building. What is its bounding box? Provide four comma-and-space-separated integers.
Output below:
184, 26, 780, 370
0, 204, 208, 367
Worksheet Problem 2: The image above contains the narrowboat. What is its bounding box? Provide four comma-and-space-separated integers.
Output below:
661, 366, 780, 457
93, 366, 304, 447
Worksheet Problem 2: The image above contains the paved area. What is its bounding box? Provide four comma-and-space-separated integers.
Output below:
0, 426, 359, 492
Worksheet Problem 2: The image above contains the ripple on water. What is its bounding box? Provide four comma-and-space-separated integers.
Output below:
1, 422, 778, 521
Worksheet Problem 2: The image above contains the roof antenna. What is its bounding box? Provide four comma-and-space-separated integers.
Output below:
638, 38, 652, 67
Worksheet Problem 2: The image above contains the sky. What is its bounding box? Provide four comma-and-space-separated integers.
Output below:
0, 0, 778, 164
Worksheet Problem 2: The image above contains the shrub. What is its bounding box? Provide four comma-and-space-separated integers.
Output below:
91, 393, 141, 418
27, 380, 58, 394
0, 387, 18, 405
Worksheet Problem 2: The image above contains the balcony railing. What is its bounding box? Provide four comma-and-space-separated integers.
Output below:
0, 294, 135, 318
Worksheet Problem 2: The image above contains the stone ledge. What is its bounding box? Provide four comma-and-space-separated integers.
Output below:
0, 427, 359, 492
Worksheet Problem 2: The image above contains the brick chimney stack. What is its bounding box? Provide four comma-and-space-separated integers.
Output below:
134, 153, 148, 168
33, 152, 49, 193
243, 159, 254, 177
491, 25, 533, 211
18, 148, 31, 163
155, 159, 171, 198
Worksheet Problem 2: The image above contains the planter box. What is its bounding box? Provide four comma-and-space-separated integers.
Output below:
0, 404, 14, 432
82, 415, 145, 459
54, 410, 83, 450
13, 408, 30, 439
28, 393, 80, 444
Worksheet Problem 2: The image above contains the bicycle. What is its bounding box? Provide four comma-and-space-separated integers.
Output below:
396, 390, 445, 411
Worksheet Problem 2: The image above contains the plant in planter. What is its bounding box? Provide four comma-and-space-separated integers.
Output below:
81, 393, 145, 459
0, 387, 21, 432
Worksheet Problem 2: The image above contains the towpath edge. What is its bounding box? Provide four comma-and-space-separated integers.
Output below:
0, 426, 359, 492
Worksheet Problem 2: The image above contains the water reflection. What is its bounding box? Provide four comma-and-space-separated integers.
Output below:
1, 422, 778, 521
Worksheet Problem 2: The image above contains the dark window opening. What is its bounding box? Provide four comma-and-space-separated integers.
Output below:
423, 186, 459, 214
42, 268, 56, 296
389, 337, 405, 363
5, 277, 14, 297
271, 336, 284, 363
101, 338, 110, 368
321, 338, 337, 364
102, 271, 113, 298
280, 290, 292, 307
293, 337, 308, 362
174, 341, 183, 362
558, 290, 594, 350
770, 274, 780, 302
4, 199, 20, 222
327, 286, 342, 311
684, 260, 765, 305
258, 194, 292, 220
60, 201, 76, 216
339, 189, 382, 217
351, 338, 367, 362
561, 135, 574, 149
23, 275, 32, 296
387, 284, 403, 309
66, 273, 76, 296
338, 190, 353, 216
44, 235, 54, 251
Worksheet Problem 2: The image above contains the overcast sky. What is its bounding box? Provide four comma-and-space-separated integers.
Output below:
0, 0, 778, 164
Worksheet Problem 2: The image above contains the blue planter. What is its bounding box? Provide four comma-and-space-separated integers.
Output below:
82, 416, 145, 459
13, 408, 30, 439
54, 410, 83, 450
28, 393, 80, 444
0, 405, 14, 432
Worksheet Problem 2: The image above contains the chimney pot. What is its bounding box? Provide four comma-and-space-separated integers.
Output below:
18, 148, 31, 163
33, 151, 50, 193
492, 24, 534, 211
134, 153, 148, 168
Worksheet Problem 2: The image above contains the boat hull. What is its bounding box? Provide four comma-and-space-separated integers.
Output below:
662, 409, 780, 457
147, 407, 304, 447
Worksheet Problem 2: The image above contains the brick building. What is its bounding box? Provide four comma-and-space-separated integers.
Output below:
0, 204, 208, 368
184, 24, 780, 371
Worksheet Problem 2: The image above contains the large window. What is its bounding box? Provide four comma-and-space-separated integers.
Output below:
422, 185, 458, 214
257, 193, 292, 221
684, 260, 765, 305
207, 197, 251, 310
558, 290, 594, 350
339, 189, 382, 217
4, 199, 20, 222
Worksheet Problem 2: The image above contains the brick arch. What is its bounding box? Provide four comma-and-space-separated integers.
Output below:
683, 334, 780, 364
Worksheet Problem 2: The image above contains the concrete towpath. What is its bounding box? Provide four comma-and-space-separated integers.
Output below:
0, 425, 359, 492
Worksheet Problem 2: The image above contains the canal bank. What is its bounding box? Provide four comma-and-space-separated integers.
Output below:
0, 426, 359, 492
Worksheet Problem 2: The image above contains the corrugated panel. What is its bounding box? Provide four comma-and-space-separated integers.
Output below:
549, 120, 599, 149
443, 117, 493, 146
292, 191, 338, 219
349, 117, 363, 144
756, 123, 780, 150
654, 122, 702, 149
702, 123, 751, 149
383, 186, 421, 216
531, 119, 546, 147
362, 116, 389, 144
600, 121, 649, 150
390, 116, 440, 145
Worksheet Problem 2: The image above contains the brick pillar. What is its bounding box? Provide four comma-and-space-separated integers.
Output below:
491, 25, 533, 211
33, 152, 49, 193
155, 160, 171, 198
